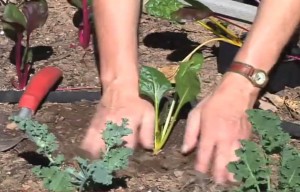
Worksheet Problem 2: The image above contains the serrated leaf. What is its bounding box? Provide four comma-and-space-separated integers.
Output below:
246, 109, 290, 153
227, 140, 270, 191
38, 167, 75, 192
102, 119, 133, 150
22, 0, 48, 35
139, 65, 173, 106
279, 146, 300, 190
145, 0, 184, 20
2, 3, 27, 29
103, 147, 133, 171
175, 53, 203, 108
92, 161, 113, 185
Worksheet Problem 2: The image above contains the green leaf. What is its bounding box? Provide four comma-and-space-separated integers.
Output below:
92, 161, 113, 186
37, 167, 75, 192
67, 0, 82, 9
2, 22, 19, 41
246, 109, 290, 154
103, 147, 133, 172
102, 119, 133, 150
171, 0, 213, 23
145, 0, 184, 20
139, 65, 173, 105
279, 146, 300, 190
175, 53, 203, 107
227, 140, 271, 191
2, 3, 27, 29
22, 0, 48, 35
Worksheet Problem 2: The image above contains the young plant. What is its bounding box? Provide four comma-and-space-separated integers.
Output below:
139, 52, 203, 154
1, 0, 48, 90
227, 109, 300, 192
67, 0, 93, 49
11, 116, 133, 192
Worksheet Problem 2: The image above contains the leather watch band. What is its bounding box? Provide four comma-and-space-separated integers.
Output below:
228, 61, 269, 88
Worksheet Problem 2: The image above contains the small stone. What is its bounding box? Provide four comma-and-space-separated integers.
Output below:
6, 122, 18, 130
174, 170, 184, 178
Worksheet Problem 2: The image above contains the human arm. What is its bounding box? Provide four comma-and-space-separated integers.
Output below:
93, 0, 140, 93
183, 0, 300, 184
81, 0, 155, 157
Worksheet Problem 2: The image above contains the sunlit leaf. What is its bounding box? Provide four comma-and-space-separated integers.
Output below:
1, 3, 27, 28
139, 65, 173, 104
175, 53, 203, 108
145, 0, 184, 20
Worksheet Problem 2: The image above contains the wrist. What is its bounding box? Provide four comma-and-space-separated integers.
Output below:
218, 72, 261, 102
101, 76, 139, 96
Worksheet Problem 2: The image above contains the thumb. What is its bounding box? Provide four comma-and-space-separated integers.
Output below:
181, 107, 201, 154
139, 109, 155, 150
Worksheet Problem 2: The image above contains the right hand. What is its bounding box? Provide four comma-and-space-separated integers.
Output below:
81, 81, 155, 158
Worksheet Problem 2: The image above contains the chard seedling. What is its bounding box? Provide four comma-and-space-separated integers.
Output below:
11, 116, 133, 192
1, 0, 48, 90
139, 53, 203, 154
227, 109, 300, 192
68, 0, 93, 49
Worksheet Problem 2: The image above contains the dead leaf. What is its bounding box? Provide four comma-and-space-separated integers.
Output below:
6, 122, 18, 130
157, 64, 179, 83
263, 92, 284, 107
258, 100, 277, 112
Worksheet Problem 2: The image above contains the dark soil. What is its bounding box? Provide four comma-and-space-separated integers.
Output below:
0, 1, 300, 192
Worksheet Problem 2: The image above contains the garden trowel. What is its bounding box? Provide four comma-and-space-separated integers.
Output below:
0, 66, 63, 152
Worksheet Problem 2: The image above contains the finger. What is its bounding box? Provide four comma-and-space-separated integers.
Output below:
195, 130, 216, 174
139, 109, 155, 150
213, 138, 233, 184
182, 108, 201, 153
80, 116, 107, 158
122, 117, 139, 149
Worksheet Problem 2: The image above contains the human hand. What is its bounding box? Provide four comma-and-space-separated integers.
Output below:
80, 81, 155, 158
182, 73, 259, 184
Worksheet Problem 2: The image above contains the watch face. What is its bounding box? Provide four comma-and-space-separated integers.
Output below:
253, 71, 267, 85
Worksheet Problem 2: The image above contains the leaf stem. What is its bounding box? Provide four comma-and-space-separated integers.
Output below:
154, 98, 161, 152
156, 95, 185, 152
161, 99, 176, 139
244, 158, 261, 192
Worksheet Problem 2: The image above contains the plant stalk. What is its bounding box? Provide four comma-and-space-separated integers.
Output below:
158, 96, 186, 150
15, 33, 23, 89
154, 98, 162, 154
81, 0, 91, 49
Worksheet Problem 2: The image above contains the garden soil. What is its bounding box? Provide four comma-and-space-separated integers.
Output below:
1, 1, 300, 192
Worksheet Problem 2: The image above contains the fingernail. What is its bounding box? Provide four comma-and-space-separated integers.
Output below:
181, 144, 189, 153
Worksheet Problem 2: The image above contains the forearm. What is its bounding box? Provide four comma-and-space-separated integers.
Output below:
93, 0, 140, 92
234, 0, 300, 72
221, 0, 300, 98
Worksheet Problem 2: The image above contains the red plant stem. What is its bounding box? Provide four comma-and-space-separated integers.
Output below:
213, 14, 249, 32
15, 33, 23, 89
19, 33, 31, 90
81, 0, 91, 49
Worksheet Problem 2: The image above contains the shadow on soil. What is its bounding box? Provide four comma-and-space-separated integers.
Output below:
9, 45, 54, 66
143, 31, 200, 62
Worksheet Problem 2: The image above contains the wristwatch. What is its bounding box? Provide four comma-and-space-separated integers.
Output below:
227, 62, 269, 88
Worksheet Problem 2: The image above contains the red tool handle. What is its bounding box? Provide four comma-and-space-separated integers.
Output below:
19, 66, 63, 113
